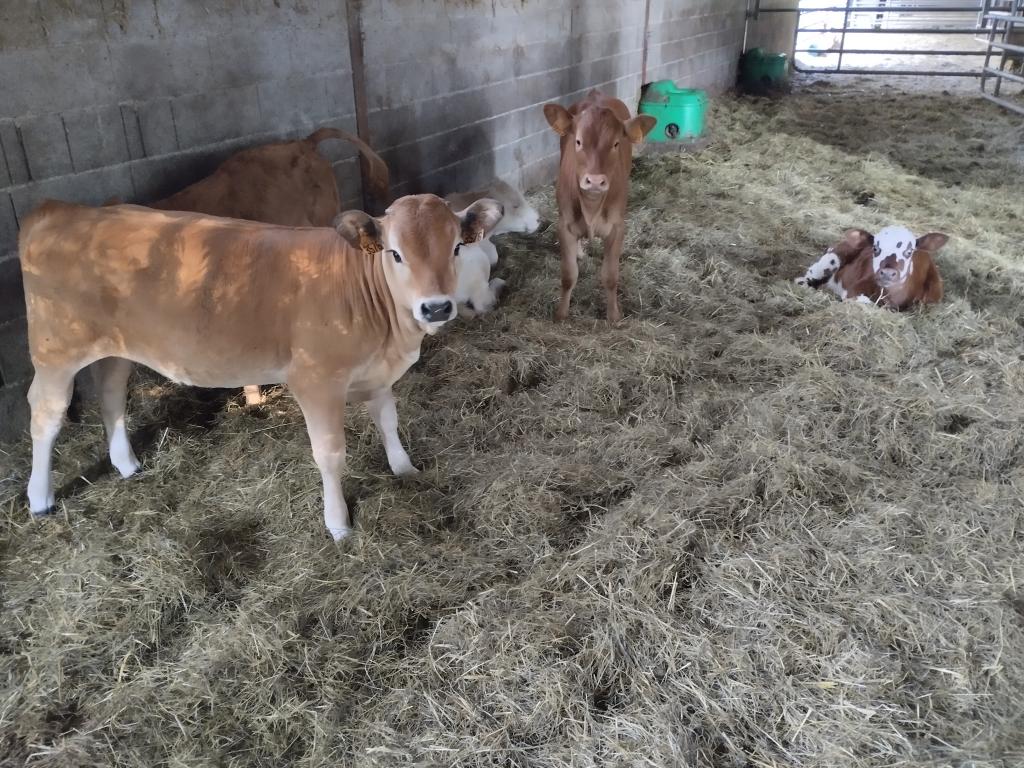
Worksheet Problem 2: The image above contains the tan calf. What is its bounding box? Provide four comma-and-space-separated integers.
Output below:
20, 194, 501, 540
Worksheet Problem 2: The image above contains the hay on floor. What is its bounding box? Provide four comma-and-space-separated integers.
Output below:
1, 79, 1023, 767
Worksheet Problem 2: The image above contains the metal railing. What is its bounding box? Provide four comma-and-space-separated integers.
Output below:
753, 2, 989, 77
978, 0, 1024, 113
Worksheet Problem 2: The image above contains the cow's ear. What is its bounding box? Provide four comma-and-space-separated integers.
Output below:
543, 103, 574, 136
916, 232, 949, 252
842, 228, 874, 251
624, 115, 657, 144
457, 198, 504, 245
334, 210, 383, 256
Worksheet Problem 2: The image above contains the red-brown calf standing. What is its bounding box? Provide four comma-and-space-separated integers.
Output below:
542, 89, 656, 322
796, 225, 947, 310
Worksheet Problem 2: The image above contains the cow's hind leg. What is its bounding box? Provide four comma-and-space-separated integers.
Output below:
91, 357, 140, 479
291, 379, 350, 540
368, 387, 418, 477
26, 366, 77, 515
555, 228, 581, 322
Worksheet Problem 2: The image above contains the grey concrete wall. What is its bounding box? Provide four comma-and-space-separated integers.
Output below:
0, 0, 362, 437
745, 2, 799, 58
362, 0, 748, 198
0, 0, 749, 440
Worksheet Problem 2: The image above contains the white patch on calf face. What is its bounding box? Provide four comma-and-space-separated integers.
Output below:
872, 225, 916, 285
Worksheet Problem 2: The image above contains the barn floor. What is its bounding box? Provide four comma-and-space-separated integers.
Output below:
2, 79, 1023, 767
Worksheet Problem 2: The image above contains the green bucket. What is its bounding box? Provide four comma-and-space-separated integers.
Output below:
739, 47, 789, 93
638, 80, 708, 142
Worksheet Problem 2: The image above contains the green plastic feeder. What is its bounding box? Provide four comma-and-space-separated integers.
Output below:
638, 80, 708, 142
739, 47, 789, 93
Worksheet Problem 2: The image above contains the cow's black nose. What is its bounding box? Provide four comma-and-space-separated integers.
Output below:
421, 300, 454, 322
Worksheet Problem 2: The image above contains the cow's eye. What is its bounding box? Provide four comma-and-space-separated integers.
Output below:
390, 249, 403, 264
575, 138, 582, 148
614, 140, 620, 149
454, 244, 462, 257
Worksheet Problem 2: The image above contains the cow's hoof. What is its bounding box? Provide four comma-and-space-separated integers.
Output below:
554, 308, 569, 323
113, 456, 141, 479
30, 505, 56, 519
393, 463, 420, 478
607, 308, 623, 323
328, 525, 352, 541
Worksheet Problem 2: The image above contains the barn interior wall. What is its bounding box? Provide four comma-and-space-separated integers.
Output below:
744, 2, 799, 56
0, 0, 748, 440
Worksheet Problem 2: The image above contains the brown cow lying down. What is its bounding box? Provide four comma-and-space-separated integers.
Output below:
542, 89, 656, 322
20, 195, 501, 540
149, 126, 390, 406
153, 126, 389, 224
795, 225, 948, 309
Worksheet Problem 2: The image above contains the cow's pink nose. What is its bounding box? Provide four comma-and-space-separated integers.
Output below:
581, 174, 608, 191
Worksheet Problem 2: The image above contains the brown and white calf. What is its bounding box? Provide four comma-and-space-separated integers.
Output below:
147, 127, 390, 406
796, 226, 947, 309
20, 195, 501, 540
543, 89, 656, 322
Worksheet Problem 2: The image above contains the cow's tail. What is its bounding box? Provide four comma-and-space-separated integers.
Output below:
305, 127, 389, 203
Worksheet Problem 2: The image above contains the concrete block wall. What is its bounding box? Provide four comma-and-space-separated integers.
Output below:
745, 2, 799, 58
0, 0, 362, 438
0, 0, 749, 441
361, 0, 748, 199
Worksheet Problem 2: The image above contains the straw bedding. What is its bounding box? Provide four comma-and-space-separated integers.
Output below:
1, 79, 1023, 767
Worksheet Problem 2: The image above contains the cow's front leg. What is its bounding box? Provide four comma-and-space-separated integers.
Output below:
368, 387, 418, 477
291, 377, 350, 540
601, 225, 625, 323
555, 226, 581, 322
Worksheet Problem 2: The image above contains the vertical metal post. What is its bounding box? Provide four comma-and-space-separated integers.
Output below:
836, 0, 854, 73
640, 0, 653, 86
345, 0, 375, 213
981, 0, 998, 93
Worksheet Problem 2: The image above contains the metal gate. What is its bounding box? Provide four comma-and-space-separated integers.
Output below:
760, 1, 988, 78
978, 0, 1024, 114
749, 0, 1024, 113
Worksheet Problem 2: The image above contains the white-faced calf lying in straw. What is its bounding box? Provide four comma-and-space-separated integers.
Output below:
20, 194, 502, 540
795, 225, 948, 310
444, 179, 541, 317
